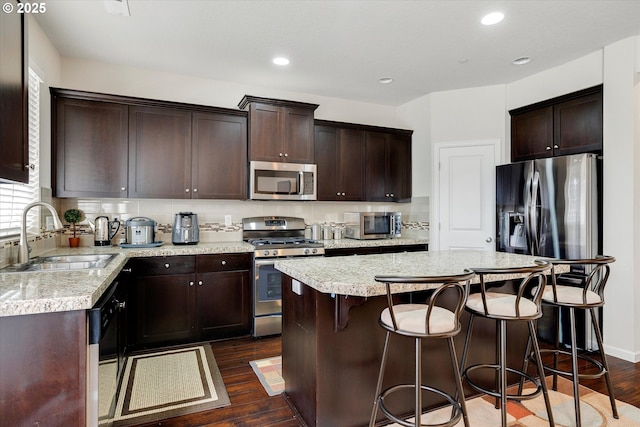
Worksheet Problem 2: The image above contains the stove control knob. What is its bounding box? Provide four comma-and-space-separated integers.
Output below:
272, 250, 278, 256
263, 250, 270, 257
304, 248, 310, 255
312, 248, 317, 254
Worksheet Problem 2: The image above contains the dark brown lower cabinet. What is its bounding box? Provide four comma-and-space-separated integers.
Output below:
130, 253, 251, 349
0, 310, 86, 426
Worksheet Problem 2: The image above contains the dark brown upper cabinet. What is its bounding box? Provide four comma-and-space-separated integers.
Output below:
51, 89, 247, 200
365, 129, 412, 202
239, 95, 318, 163
0, 1, 28, 184
314, 122, 365, 201
53, 96, 129, 198
510, 85, 602, 162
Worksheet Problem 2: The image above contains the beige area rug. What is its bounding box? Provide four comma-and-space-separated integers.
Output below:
384, 376, 640, 427
249, 356, 284, 396
112, 345, 230, 427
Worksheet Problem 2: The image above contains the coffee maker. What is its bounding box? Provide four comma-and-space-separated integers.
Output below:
172, 212, 199, 245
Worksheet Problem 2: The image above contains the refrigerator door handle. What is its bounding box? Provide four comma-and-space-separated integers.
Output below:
524, 172, 533, 254
530, 170, 541, 255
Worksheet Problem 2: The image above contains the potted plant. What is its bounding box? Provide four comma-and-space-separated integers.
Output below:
64, 208, 83, 247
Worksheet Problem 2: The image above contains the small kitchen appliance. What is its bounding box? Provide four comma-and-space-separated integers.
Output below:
93, 216, 121, 246
172, 212, 199, 245
243, 216, 324, 337
344, 212, 402, 239
124, 217, 156, 245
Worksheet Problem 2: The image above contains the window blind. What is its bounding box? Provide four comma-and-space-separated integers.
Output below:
0, 68, 42, 238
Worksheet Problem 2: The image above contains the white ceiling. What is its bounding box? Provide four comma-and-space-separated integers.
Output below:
34, 0, 640, 106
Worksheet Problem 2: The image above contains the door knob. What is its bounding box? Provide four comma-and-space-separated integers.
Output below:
486, 237, 493, 243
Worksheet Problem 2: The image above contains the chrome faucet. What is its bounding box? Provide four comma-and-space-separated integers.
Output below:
18, 202, 64, 265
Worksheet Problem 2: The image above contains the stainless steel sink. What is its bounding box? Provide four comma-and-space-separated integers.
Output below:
1, 254, 118, 272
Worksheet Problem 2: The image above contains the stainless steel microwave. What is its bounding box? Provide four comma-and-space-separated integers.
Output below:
344, 212, 402, 239
249, 161, 317, 201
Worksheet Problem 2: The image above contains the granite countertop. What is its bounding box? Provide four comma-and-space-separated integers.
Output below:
0, 238, 430, 318
274, 250, 558, 297
0, 242, 254, 318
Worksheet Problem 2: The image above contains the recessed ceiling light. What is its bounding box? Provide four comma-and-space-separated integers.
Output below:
273, 57, 290, 66
481, 12, 504, 25
512, 56, 532, 65
378, 77, 393, 84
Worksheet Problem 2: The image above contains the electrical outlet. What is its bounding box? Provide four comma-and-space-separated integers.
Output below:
224, 215, 232, 226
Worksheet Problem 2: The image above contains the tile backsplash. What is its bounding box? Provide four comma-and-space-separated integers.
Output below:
0, 196, 429, 267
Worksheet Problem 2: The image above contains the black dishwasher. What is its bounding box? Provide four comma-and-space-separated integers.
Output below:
87, 275, 127, 427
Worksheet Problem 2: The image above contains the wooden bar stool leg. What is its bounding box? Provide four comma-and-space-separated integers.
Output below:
591, 307, 619, 419
369, 331, 391, 427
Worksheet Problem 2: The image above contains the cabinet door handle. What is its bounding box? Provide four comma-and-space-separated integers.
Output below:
185, 188, 190, 193
198, 280, 203, 286
121, 267, 132, 273
553, 144, 559, 149
221, 260, 227, 265
193, 188, 198, 193
341, 192, 345, 196
546, 146, 552, 151
189, 281, 194, 286
336, 192, 340, 196
279, 153, 283, 157
164, 263, 170, 269
390, 193, 394, 197
284, 153, 288, 157
121, 186, 126, 191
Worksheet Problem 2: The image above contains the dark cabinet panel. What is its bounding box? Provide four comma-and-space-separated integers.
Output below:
53, 97, 128, 197
135, 273, 196, 345
553, 90, 603, 156
510, 85, 602, 162
197, 270, 251, 339
192, 112, 247, 199
128, 105, 192, 198
240, 96, 318, 163
315, 124, 365, 201
365, 132, 389, 201
0, 2, 28, 183
387, 133, 412, 202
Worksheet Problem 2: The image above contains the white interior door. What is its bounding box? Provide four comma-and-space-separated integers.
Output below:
432, 140, 499, 251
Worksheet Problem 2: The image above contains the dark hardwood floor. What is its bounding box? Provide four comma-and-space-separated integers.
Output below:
129, 336, 639, 427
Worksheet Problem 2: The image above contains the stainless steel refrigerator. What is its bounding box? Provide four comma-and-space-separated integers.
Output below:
496, 153, 602, 350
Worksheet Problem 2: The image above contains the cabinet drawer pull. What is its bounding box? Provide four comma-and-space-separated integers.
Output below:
164, 263, 170, 269
198, 280, 203, 286
221, 260, 227, 266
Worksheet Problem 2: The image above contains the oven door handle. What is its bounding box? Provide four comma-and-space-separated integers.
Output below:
255, 258, 276, 266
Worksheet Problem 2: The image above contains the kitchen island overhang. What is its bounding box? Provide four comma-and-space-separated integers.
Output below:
275, 250, 563, 427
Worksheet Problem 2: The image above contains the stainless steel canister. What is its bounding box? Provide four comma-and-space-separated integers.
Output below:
310, 223, 322, 240
322, 225, 333, 240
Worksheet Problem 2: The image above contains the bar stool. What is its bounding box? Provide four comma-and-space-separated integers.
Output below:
459, 261, 555, 427
523, 255, 618, 426
369, 271, 474, 427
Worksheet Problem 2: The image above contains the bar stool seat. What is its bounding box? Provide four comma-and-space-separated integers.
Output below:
527, 255, 618, 426
369, 271, 475, 427
459, 261, 555, 427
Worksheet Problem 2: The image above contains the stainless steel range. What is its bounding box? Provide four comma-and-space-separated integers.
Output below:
243, 216, 324, 337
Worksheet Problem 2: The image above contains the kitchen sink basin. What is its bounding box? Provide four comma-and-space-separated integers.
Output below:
1, 253, 118, 273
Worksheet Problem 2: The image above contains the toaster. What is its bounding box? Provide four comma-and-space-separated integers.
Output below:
172, 212, 199, 245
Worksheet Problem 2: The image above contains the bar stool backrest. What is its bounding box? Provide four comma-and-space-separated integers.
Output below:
548, 255, 615, 306
468, 260, 551, 320
374, 271, 475, 337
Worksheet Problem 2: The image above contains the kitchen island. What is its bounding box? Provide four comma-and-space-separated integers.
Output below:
274, 250, 556, 427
